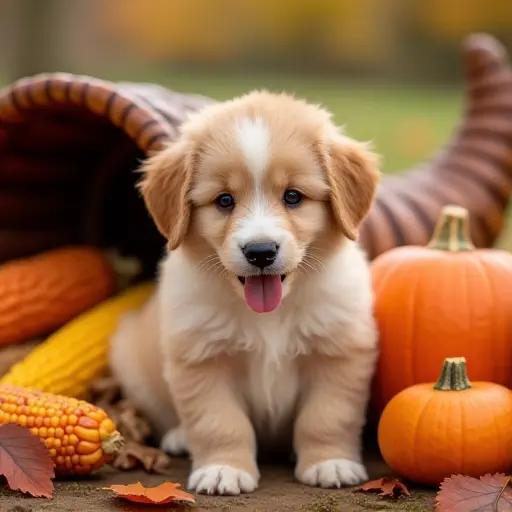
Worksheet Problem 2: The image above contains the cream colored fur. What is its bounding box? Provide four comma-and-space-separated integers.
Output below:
109, 90, 380, 496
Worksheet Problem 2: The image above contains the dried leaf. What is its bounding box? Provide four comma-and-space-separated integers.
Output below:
436, 473, 512, 511
358, 477, 410, 498
105, 481, 195, 505
0, 424, 55, 498
112, 441, 171, 474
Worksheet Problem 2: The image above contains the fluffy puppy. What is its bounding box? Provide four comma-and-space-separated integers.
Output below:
109, 90, 380, 495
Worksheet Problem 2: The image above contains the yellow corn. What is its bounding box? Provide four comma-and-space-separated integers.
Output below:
0, 385, 124, 475
0, 282, 155, 399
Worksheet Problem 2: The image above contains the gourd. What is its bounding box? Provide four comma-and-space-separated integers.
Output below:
0, 384, 124, 475
0, 246, 116, 346
370, 205, 512, 416
378, 357, 512, 485
0, 282, 155, 399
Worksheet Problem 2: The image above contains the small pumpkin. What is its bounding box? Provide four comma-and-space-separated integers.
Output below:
378, 357, 512, 485
370, 204, 512, 416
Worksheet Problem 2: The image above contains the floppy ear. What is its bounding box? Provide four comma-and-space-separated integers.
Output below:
324, 134, 381, 240
138, 139, 194, 251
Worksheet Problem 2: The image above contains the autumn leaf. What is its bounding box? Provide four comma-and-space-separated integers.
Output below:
0, 423, 55, 498
357, 477, 411, 498
436, 473, 512, 511
106, 481, 196, 505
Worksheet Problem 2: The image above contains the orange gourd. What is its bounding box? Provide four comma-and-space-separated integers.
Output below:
370, 205, 512, 417
378, 357, 512, 485
0, 246, 115, 346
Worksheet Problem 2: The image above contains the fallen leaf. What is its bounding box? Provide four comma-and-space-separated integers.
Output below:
112, 441, 171, 473
358, 477, 410, 498
106, 481, 196, 505
0, 423, 55, 498
436, 473, 512, 511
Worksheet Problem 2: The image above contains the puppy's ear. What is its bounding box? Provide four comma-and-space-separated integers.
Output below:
323, 134, 381, 240
138, 139, 195, 251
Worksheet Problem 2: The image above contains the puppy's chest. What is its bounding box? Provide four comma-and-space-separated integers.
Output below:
237, 322, 302, 432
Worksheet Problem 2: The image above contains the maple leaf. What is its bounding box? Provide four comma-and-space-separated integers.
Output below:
105, 481, 196, 505
0, 423, 55, 498
436, 474, 512, 512
357, 477, 411, 498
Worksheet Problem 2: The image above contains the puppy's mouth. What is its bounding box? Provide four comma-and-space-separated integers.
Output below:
237, 275, 286, 314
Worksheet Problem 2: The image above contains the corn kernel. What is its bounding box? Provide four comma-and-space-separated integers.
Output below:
71, 454, 80, 465
30, 427, 38, 436
1, 404, 9, 412
35, 417, 43, 427
39, 427, 47, 438
68, 415, 77, 426
66, 445, 74, 455
63, 435, 68, 446
50, 417, 59, 427
45, 438, 54, 448
65, 425, 73, 435
18, 415, 27, 426
26, 416, 34, 427
55, 427, 64, 438
99, 419, 115, 440
78, 416, 98, 429
47, 408, 55, 417
65, 457, 73, 469
49, 448, 57, 457
57, 456, 65, 465
79, 449, 102, 465
48, 427, 55, 438
68, 434, 78, 445
38, 407, 46, 416
43, 417, 51, 427
54, 439, 61, 449
77, 441, 99, 455
74, 425, 100, 443
10, 414, 17, 422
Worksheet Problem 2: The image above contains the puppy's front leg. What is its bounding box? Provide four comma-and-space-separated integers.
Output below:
294, 336, 377, 488
166, 356, 259, 495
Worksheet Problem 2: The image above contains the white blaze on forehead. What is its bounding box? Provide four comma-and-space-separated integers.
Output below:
235, 116, 270, 180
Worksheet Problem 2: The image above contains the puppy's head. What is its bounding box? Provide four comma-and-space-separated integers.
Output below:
140, 91, 380, 313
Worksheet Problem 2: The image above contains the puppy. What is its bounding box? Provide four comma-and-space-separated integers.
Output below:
109, 90, 380, 495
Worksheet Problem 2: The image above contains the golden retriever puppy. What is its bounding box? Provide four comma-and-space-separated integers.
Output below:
109, 90, 380, 495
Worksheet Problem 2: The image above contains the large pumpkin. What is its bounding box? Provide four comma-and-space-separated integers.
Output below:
378, 357, 512, 485
370, 204, 512, 417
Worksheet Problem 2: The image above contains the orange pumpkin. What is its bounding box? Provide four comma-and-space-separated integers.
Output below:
378, 357, 512, 485
370, 205, 512, 417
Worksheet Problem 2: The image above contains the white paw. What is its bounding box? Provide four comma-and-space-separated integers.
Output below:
160, 427, 189, 455
188, 464, 258, 495
297, 458, 368, 488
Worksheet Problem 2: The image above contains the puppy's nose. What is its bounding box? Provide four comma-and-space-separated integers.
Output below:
242, 242, 278, 269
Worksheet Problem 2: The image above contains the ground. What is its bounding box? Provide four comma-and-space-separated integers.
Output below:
0, 449, 436, 512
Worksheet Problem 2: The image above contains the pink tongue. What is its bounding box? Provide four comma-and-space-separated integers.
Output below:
244, 275, 283, 313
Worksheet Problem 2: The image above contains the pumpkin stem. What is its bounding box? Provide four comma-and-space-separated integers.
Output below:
427, 205, 475, 252
433, 357, 472, 391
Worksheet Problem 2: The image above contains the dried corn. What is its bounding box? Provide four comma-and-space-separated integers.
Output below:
0, 282, 155, 399
0, 385, 124, 475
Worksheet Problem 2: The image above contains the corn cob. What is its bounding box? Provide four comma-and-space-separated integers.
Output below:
0, 385, 124, 475
0, 282, 155, 399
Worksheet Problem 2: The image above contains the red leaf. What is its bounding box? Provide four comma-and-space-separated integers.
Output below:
358, 477, 411, 498
436, 473, 512, 511
0, 423, 55, 498
106, 481, 196, 505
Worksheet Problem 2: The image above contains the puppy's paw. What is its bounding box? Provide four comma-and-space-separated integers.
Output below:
188, 465, 258, 495
297, 458, 368, 488
160, 427, 189, 455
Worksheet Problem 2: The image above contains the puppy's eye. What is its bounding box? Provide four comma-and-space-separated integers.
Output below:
215, 193, 235, 210
283, 189, 303, 207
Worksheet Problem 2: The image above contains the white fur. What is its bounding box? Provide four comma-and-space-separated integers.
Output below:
236, 116, 270, 180
297, 459, 369, 488
160, 426, 189, 455
189, 465, 258, 495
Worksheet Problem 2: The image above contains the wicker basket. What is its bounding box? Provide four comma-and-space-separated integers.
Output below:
0, 33, 511, 273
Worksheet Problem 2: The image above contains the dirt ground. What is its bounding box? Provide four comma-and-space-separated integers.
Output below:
0, 449, 436, 512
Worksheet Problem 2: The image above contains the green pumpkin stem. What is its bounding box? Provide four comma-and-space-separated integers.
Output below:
433, 357, 472, 391
427, 205, 475, 252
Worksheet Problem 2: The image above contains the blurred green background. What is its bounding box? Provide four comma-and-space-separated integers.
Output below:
0, 0, 507, 180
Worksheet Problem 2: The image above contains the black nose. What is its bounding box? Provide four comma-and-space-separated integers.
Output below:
242, 242, 278, 269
